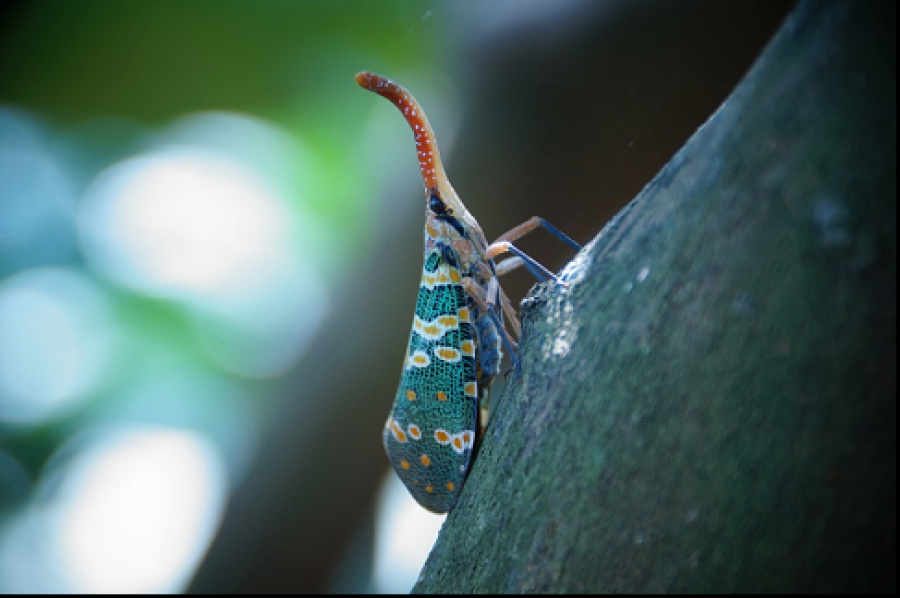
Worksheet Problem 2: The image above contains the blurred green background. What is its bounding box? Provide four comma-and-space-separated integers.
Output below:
0, 0, 793, 593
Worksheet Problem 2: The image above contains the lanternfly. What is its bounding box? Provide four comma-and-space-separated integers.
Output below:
356, 71, 579, 513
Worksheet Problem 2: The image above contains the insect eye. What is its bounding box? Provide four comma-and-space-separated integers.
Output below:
429, 194, 452, 216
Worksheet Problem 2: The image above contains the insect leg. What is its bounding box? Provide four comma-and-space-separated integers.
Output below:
463, 277, 520, 366
498, 284, 522, 340
493, 216, 581, 252
486, 216, 581, 282
494, 256, 524, 277
485, 276, 519, 368
485, 241, 558, 283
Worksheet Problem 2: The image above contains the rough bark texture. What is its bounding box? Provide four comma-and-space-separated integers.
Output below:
414, 1, 896, 593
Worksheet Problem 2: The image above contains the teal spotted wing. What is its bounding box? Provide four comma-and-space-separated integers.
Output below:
383, 243, 479, 513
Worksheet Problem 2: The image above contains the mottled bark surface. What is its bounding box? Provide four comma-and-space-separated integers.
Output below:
415, 1, 896, 593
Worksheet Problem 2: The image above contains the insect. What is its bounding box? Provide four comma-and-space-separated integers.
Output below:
356, 71, 579, 513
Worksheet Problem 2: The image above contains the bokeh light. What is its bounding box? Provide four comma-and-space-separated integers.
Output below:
373, 473, 445, 594
77, 121, 330, 378
0, 0, 414, 586
0, 267, 118, 425
0, 0, 797, 592
0, 425, 227, 593
0, 107, 79, 272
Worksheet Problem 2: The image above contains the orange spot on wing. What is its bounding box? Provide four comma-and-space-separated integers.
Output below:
452, 437, 464, 451
420, 454, 431, 467
391, 421, 408, 443
461, 340, 475, 356
405, 390, 416, 401
446, 482, 455, 491
458, 308, 470, 322
465, 382, 477, 397
436, 391, 448, 401
436, 347, 460, 362
425, 485, 434, 493
449, 269, 462, 284
400, 460, 410, 470
435, 429, 450, 443
408, 424, 421, 439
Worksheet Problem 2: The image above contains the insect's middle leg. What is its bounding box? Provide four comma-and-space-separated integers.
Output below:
485, 241, 557, 283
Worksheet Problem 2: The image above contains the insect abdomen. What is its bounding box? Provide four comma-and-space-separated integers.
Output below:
383, 247, 478, 513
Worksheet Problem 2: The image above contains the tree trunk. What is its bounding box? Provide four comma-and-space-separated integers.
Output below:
414, 1, 896, 593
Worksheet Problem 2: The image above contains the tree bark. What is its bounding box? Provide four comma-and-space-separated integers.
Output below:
414, 1, 896, 593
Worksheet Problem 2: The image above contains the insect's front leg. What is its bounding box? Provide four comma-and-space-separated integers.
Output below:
494, 216, 581, 252
485, 216, 582, 283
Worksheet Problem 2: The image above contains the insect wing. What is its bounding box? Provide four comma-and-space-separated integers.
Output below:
383, 246, 479, 513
